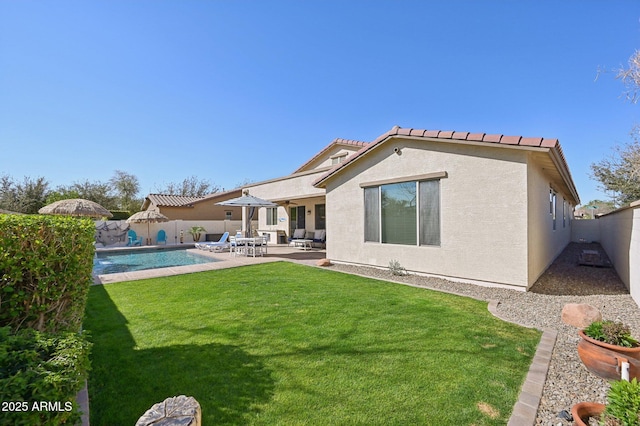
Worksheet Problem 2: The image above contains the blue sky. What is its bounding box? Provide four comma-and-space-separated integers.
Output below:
1, 1, 639, 206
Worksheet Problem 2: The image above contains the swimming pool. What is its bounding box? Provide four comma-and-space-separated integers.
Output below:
94, 248, 216, 275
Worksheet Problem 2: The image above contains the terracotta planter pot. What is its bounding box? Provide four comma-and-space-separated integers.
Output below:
571, 402, 605, 426
577, 330, 640, 381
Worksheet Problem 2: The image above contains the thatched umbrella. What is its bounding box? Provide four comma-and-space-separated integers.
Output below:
126, 210, 170, 245
39, 198, 113, 219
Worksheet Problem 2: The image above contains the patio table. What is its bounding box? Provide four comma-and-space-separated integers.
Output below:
292, 239, 313, 251
233, 237, 267, 257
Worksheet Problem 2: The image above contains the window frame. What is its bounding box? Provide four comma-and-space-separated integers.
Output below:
363, 173, 443, 247
266, 207, 278, 226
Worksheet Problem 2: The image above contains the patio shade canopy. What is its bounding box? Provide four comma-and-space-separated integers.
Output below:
215, 194, 278, 208
38, 198, 113, 218
216, 194, 277, 237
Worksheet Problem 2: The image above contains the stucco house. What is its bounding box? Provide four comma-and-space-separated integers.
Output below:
246, 125, 579, 290
313, 126, 580, 289
244, 138, 366, 243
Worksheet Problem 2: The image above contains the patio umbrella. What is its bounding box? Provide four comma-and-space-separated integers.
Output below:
39, 198, 113, 219
216, 193, 277, 237
126, 210, 170, 245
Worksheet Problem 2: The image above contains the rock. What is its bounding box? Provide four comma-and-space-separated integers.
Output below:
136, 395, 201, 426
316, 258, 332, 267
561, 303, 602, 328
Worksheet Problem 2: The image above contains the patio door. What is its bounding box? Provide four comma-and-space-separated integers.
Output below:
315, 204, 326, 230
290, 206, 305, 235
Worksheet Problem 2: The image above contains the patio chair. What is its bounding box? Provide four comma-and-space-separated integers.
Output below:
312, 229, 326, 248
288, 228, 307, 245
156, 229, 167, 245
127, 229, 143, 246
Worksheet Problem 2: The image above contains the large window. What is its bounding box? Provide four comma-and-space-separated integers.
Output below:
364, 179, 440, 246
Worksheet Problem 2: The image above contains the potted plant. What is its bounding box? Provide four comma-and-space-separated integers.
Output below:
578, 320, 640, 381
187, 226, 206, 242
572, 378, 640, 426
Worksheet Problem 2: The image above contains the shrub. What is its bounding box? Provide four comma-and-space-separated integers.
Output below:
388, 259, 408, 276
108, 210, 131, 220
602, 378, 640, 425
584, 321, 639, 348
0, 215, 95, 333
0, 326, 91, 426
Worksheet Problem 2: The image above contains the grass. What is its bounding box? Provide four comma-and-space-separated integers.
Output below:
84, 262, 541, 425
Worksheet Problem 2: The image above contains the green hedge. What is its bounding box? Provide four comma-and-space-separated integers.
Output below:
108, 210, 131, 220
0, 326, 91, 426
0, 215, 95, 333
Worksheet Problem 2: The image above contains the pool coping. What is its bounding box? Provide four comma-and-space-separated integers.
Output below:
93, 246, 313, 284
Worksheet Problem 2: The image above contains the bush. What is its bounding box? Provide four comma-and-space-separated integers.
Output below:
584, 321, 639, 348
0, 326, 91, 426
108, 210, 131, 220
603, 378, 640, 425
0, 215, 95, 333
388, 259, 407, 276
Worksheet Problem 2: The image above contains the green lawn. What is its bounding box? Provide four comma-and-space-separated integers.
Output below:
84, 262, 540, 425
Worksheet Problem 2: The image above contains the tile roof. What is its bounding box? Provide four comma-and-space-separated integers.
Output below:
143, 188, 243, 210
146, 194, 204, 207
293, 137, 369, 173
314, 126, 579, 203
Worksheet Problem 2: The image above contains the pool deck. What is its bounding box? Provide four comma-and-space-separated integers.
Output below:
93, 244, 327, 284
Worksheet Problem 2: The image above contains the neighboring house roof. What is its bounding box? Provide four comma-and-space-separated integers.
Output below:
293, 137, 369, 173
189, 188, 243, 206
314, 126, 580, 204
141, 188, 243, 210
143, 194, 204, 210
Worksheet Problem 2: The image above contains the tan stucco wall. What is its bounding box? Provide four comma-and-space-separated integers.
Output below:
324, 138, 531, 288
597, 201, 640, 304
526, 155, 573, 287
156, 202, 241, 221
246, 170, 326, 201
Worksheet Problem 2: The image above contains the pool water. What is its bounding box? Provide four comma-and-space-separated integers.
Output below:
94, 248, 216, 275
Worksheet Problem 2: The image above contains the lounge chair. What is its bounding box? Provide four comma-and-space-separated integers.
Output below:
195, 232, 230, 252
156, 229, 167, 245
127, 229, 143, 246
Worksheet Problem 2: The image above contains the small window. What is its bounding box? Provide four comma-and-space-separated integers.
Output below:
225, 211, 232, 220
552, 192, 557, 231
266, 207, 278, 226
331, 154, 348, 165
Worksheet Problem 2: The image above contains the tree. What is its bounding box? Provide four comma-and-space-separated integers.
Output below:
108, 170, 141, 212
590, 128, 640, 206
577, 199, 616, 219
0, 175, 50, 214
617, 50, 640, 103
47, 180, 117, 210
153, 176, 219, 197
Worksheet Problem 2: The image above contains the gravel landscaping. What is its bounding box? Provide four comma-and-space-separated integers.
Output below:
325, 242, 639, 425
